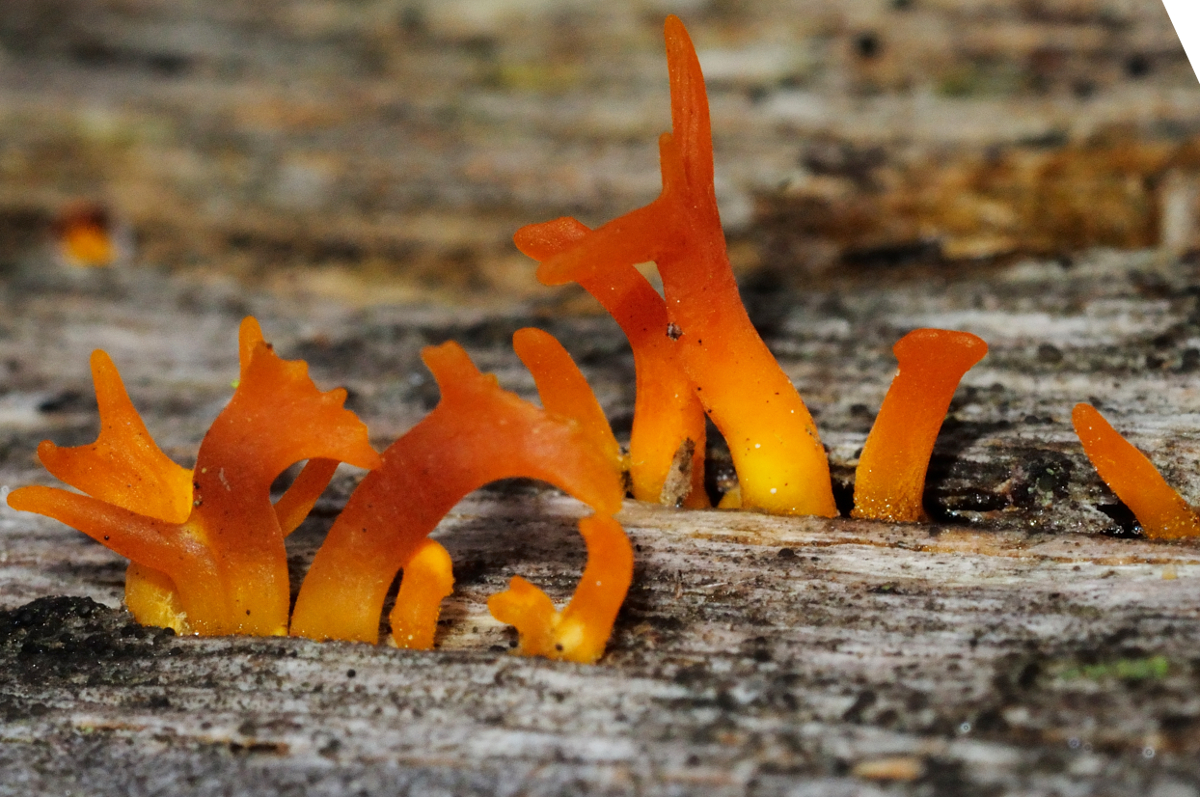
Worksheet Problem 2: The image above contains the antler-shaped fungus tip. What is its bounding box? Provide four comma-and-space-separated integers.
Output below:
238, 316, 265, 380
513, 327, 624, 471
662, 15, 713, 191
852, 329, 988, 522
420, 339, 490, 400
1072, 403, 1200, 539
34, 348, 193, 524
514, 217, 592, 279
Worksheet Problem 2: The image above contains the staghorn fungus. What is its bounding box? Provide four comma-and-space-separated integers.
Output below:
290, 337, 632, 663
1072, 403, 1200, 539
852, 329, 988, 522
489, 513, 633, 664
7, 318, 380, 635
525, 16, 835, 516
512, 326, 625, 472
515, 217, 708, 508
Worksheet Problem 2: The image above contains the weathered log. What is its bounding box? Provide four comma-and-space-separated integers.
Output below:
3, 1, 1200, 794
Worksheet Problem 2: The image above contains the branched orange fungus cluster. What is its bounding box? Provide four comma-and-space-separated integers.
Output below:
9, 319, 631, 661
8, 319, 380, 636
518, 17, 987, 522
290, 335, 628, 663
19, 14, 1183, 664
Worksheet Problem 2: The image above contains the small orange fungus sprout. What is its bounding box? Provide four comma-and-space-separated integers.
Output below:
55, 202, 118, 268
489, 514, 632, 664
290, 337, 631, 663
852, 329, 988, 522
1072, 403, 1200, 539
525, 16, 834, 516
515, 217, 708, 508
7, 318, 381, 635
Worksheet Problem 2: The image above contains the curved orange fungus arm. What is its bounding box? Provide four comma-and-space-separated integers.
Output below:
273, 459, 341, 536
852, 329, 988, 522
1072, 404, 1200, 539
291, 341, 631, 663
239, 318, 344, 537
515, 218, 708, 508
512, 327, 624, 472
489, 513, 633, 663
7, 317, 379, 636
530, 16, 834, 516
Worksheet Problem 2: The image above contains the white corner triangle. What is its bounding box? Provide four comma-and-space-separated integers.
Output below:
1162, 0, 1200, 83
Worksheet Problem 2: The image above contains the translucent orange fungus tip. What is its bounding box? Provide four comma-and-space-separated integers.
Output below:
290, 339, 632, 663
852, 329, 988, 522
520, 16, 834, 516
1072, 403, 1200, 540
515, 218, 708, 508
7, 316, 380, 636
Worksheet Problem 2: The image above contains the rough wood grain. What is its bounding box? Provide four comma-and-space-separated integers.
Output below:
2, 250, 1200, 795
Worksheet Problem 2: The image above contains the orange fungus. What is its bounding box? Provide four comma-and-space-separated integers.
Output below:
852, 329, 988, 522
1072, 403, 1200, 539
515, 217, 708, 508
528, 17, 834, 516
7, 317, 381, 635
512, 326, 624, 471
55, 202, 116, 268
290, 339, 632, 663
489, 513, 633, 664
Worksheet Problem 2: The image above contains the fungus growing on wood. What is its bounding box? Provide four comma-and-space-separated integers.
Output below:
290, 338, 631, 663
1072, 403, 1200, 539
512, 326, 624, 473
7, 318, 380, 635
489, 513, 633, 664
852, 329, 988, 522
515, 217, 708, 508
524, 16, 835, 516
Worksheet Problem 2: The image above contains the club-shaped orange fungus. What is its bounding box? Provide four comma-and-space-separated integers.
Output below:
1072, 403, 1200, 539
851, 329, 988, 522
526, 16, 834, 517
6, 317, 381, 635
515, 217, 708, 508
290, 339, 631, 663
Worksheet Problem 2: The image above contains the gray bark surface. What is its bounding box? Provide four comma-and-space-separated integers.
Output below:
3, 254, 1200, 796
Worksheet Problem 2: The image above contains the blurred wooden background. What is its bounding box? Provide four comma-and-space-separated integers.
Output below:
0, 0, 1197, 295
